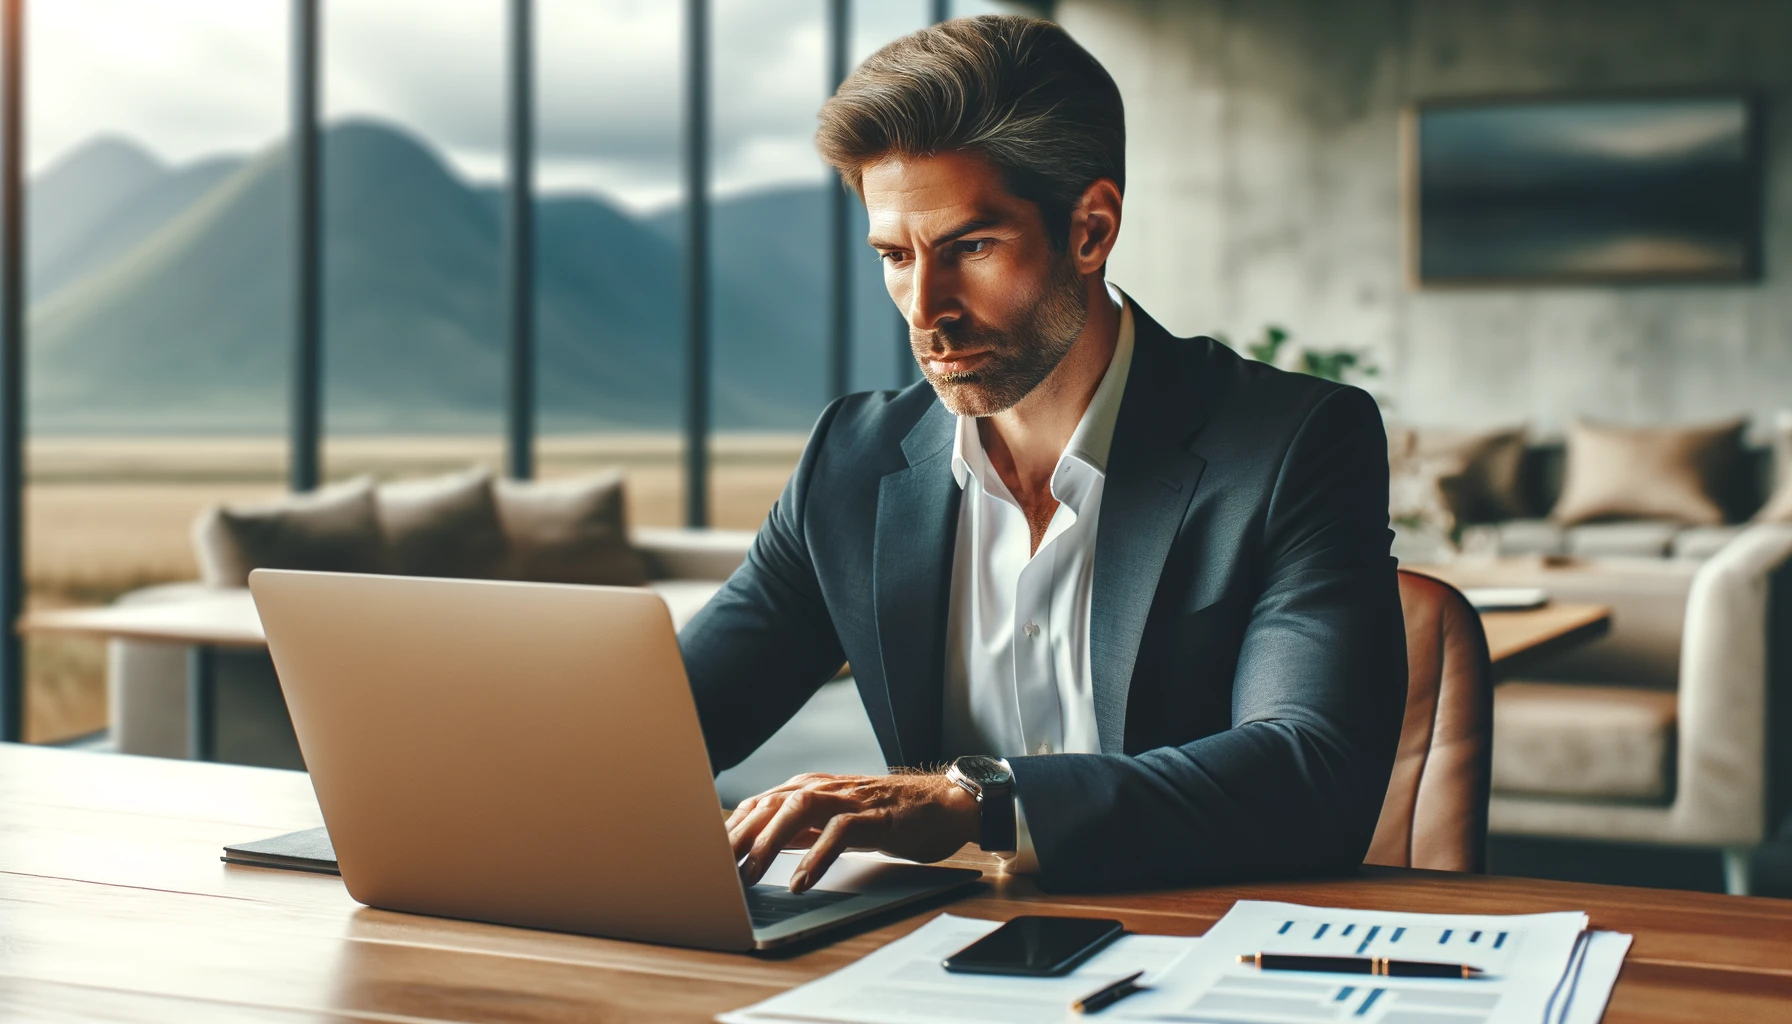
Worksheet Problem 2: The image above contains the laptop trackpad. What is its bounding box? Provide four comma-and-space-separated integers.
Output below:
755, 849, 940, 894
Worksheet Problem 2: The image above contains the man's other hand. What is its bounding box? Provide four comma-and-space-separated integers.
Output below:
725, 772, 980, 893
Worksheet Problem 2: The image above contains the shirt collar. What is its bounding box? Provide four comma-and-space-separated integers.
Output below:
950, 282, 1137, 505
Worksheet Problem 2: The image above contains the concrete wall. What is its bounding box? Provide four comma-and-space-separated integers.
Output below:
1054, 0, 1792, 435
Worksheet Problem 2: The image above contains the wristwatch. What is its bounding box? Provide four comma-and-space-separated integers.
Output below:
946, 755, 1016, 853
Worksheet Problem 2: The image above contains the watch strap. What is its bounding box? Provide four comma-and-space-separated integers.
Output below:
978, 782, 1017, 853
949, 756, 1017, 854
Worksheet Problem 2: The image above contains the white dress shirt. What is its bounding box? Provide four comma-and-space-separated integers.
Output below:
941, 282, 1136, 870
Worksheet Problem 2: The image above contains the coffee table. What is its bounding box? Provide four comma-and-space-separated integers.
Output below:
20, 590, 263, 761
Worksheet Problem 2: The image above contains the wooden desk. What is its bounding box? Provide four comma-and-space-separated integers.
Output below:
3, 744, 1787, 1022
1406, 561, 1616, 679
1478, 601, 1611, 680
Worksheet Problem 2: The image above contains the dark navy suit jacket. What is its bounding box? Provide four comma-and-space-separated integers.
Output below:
679, 303, 1407, 892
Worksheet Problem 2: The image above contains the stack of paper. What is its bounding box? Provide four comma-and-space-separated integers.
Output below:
1107, 900, 1630, 1024
721, 902, 1631, 1024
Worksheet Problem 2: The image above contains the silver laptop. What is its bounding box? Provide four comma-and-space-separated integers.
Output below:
249, 568, 980, 951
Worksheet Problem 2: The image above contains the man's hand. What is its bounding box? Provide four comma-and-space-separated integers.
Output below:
725, 772, 981, 893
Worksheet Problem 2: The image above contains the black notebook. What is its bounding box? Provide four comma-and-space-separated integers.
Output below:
222, 826, 340, 875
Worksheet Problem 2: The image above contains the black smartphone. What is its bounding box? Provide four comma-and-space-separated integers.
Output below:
941, 915, 1126, 977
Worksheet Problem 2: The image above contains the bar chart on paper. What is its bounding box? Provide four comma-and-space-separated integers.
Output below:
1108, 901, 1601, 1024
1268, 913, 1525, 967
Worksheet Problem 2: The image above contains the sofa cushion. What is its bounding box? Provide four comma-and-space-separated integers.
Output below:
1671, 524, 1745, 560
1565, 520, 1680, 559
1388, 425, 1528, 532
1493, 518, 1566, 557
1552, 417, 1747, 527
1491, 681, 1676, 802
494, 470, 648, 586
376, 468, 508, 580
192, 477, 387, 588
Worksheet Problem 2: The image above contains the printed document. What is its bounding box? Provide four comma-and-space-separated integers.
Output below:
1103, 900, 1591, 1024
719, 902, 1628, 1024
1559, 929, 1632, 1024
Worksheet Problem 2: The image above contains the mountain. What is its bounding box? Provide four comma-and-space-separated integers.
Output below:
654, 186, 833, 420
33, 151, 245, 301
26, 121, 843, 434
29, 137, 164, 298
650, 185, 913, 400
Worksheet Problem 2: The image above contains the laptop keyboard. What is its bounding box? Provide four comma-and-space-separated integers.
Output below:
744, 884, 857, 928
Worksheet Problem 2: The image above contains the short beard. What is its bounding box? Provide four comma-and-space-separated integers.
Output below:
912, 256, 1090, 418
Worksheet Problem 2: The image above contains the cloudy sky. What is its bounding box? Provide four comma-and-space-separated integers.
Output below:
29, 0, 1022, 211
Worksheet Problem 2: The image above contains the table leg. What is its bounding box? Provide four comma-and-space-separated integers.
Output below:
186, 646, 216, 762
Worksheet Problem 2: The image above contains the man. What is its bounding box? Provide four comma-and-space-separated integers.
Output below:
681, 15, 1406, 894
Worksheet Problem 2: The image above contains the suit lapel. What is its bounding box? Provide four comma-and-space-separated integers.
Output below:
1090, 310, 1209, 753
872, 402, 959, 768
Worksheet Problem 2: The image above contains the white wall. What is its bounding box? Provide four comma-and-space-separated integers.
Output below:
1055, 0, 1792, 436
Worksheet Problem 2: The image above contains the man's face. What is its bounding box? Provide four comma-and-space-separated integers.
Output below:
862, 151, 1088, 417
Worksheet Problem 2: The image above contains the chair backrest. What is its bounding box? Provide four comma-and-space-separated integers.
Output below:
1365, 570, 1493, 872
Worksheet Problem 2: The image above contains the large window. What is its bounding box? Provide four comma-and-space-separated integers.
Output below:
705, 0, 830, 528
696, 0, 948, 529
2, 0, 1048, 743
320, 0, 507, 483
534, 0, 687, 527
23, 0, 287, 742
849, 1, 931, 395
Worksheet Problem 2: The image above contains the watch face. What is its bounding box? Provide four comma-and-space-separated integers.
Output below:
956, 755, 1011, 787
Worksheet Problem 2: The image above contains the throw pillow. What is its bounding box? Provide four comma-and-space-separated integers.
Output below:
376, 468, 509, 579
192, 477, 387, 588
494, 470, 649, 586
1551, 417, 1747, 527
1756, 410, 1792, 523
1387, 425, 1528, 533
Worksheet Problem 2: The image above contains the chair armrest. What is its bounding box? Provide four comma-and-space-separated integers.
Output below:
1672, 523, 1792, 845
629, 526, 755, 582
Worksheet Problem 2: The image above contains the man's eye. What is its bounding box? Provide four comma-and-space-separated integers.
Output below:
879, 250, 909, 263
955, 239, 990, 255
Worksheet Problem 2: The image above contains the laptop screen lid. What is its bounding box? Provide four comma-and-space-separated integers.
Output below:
249, 569, 757, 951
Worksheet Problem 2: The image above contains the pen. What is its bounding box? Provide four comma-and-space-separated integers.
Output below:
1072, 970, 1147, 1014
1237, 954, 1484, 979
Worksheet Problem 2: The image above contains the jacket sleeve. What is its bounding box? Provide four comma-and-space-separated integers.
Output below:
1007, 385, 1407, 891
677, 399, 852, 773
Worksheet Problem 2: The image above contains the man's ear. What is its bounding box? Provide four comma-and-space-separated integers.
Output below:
1069, 178, 1122, 274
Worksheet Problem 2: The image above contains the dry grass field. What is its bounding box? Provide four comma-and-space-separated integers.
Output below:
22, 433, 803, 743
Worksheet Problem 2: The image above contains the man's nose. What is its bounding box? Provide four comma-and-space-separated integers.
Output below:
904, 256, 959, 335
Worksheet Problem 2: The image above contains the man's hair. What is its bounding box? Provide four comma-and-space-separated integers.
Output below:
815, 15, 1124, 252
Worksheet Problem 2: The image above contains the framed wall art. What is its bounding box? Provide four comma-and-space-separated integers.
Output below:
1405, 94, 1761, 285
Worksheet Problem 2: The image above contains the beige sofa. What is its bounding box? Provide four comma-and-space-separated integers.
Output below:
1430, 527, 1792, 894
1401, 426, 1792, 894
107, 470, 754, 768
1495, 527, 1792, 891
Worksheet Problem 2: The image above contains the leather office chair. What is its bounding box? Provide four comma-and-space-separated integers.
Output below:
1365, 570, 1494, 872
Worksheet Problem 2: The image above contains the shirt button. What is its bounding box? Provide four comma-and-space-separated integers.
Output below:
1023, 622, 1040, 638
1036, 740, 1053, 755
